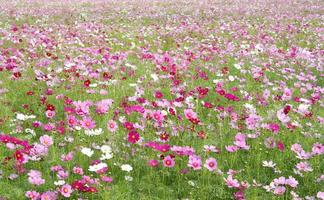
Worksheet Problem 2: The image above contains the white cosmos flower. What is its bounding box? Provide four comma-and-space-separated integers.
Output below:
81, 147, 94, 157
100, 153, 113, 160
89, 162, 107, 172
234, 64, 241, 69
85, 128, 103, 136
125, 175, 133, 181
25, 128, 36, 136
262, 160, 276, 168
100, 145, 112, 154
16, 113, 36, 121
151, 73, 159, 81
54, 180, 65, 186
121, 164, 133, 172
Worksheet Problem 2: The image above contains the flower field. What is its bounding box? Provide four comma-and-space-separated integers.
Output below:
0, 0, 323, 199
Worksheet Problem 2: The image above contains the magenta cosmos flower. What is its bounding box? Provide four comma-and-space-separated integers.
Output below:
148, 159, 159, 167
204, 158, 217, 171
127, 131, 140, 144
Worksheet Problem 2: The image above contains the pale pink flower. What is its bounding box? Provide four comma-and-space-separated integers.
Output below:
25, 191, 40, 200
204, 157, 217, 171
60, 184, 73, 198
39, 135, 53, 147
188, 155, 202, 170
107, 119, 118, 132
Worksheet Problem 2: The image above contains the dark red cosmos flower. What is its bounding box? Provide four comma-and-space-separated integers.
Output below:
14, 150, 24, 163
189, 118, 200, 124
283, 105, 291, 115
168, 107, 176, 115
197, 131, 206, 139
13, 72, 22, 78
26, 91, 34, 95
197, 87, 209, 98
221, 67, 229, 74
160, 133, 169, 141
84, 79, 91, 87
46, 104, 55, 111
152, 101, 158, 107
40, 96, 47, 104
72, 180, 84, 190
103, 72, 112, 80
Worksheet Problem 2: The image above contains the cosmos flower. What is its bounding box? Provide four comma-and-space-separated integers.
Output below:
163, 155, 175, 168
204, 158, 217, 171
128, 131, 140, 144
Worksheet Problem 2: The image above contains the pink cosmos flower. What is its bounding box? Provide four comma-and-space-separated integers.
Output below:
148, 159, 159, 167
57, 170, 69, 180
152, 110, 164, 122
40, 191, 57, 200
285, 176, 298, 188
312, 143, 324, 155
61, 152, 73, 162
25, 191, 40, 200
268, 123, 280, 134
29, 143, 48, 159
80, 117, 96, 130
234, 133, 249, 150
277, 108, 290, 123
73, 100, 92, 116
95, 99, 113, 114
163, 155, 175, 168
43, 123, 55, 132
317, 192, 324, 200
188, 155, 202, 170
225, 175, 240, 188
203, 145, 220, 153
60, 184, 73, 197
73, 166, 84, 175
107, 119, 118, 132
45, 110, 56, 119
281, 88, 292, 101
101, 176, 113, 183
171, 145, 195, 156
67, 115, 78, 127
204, 157, 217, 171
39, 135, 53, 147
296, 161, 313, 172
184, 109, 197, 120
273, 186, 286, 195
245, 113, 261, 130
291, 143, 303, 153
226, 145, 239, 152
28, 170, 45, 186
